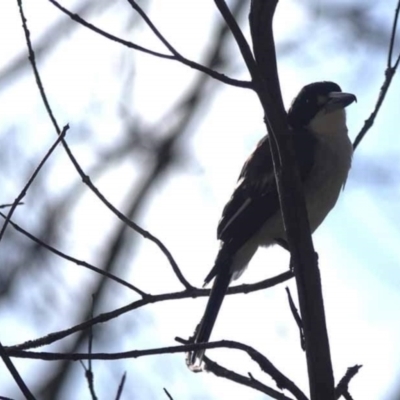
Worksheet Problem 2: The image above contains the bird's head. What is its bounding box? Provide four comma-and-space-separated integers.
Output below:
287, 81, 357, 135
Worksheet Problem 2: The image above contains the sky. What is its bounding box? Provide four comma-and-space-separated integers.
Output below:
0, 0, 400, 399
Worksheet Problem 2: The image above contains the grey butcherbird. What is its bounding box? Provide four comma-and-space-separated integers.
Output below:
188, 81, 357, 368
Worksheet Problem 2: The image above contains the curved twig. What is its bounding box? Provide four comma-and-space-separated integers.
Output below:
48, 0, 252, 89
353, 0, 400, 150
7, 339, 305, 400
0, 212, 147, 297
17, 1, 193, 291
8, 271, 292, 351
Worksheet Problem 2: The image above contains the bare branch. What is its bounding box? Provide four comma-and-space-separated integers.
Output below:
8, 271, 292, 351
8, 337, 303, 400
0, 212, 148, 297
60, 139, 194, 289
388, 0, 400, 68
8, 338, 303, 400
4, 340, 273, 360
83, 297, 98, 400
48, 0, 252, 89
163, 388, 174, 400
335, 365, 362, 400
353, 0, 400, 150
249, 2, 335, 399
17, 0, 192, 290
285, 287, 305, 350
177, 338, 307, 400
0, 341, 35, 400
17, 0, 60, 133
0, 125, 68, 244
214, 0, 258, 78
114, 372, 127, 400
204, 356, 294, 400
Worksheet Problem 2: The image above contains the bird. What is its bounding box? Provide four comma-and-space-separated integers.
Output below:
188, 81, 356, 368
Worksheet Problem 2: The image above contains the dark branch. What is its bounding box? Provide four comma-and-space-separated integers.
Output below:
353, 0, 400, 150
0, 341, 35, 400
204, 356, 294, 400
335, 365, 362, 400
0, 212, 148, 297
59, 138, 194, 290
114, 372, 127, 400
249, 2, 334, 399
163, 388, 174, 400
8, 339, 304, 400
18, 0, 192, 291
285, 287, 305, 350
82, 297, 98, 400
48, 0, 252, 89
177, 338, 307, 400
387, 0, 400, 68
214, 0, 258, 78
8, 271, 292, 351
0, 125, 68, 244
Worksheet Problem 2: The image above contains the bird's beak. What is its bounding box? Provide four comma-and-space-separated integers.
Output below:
325, 91, 357, 113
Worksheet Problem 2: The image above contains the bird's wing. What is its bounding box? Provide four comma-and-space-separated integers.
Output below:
204, 132, 316, 284
217, 135, 278, 249
190, 132, 317, 366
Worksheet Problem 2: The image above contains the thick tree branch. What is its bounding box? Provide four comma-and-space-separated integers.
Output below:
248, 2, 334, 399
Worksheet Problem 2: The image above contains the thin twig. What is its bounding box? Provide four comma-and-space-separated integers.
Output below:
84, 296, 98, 400
49, 0, 252, 89
387, 0, 400, 68
114, 372, 127, 400
18, 0, 192, 291
352, 67, 398, 150
204, 356, 294, 400
17, 0, 60, 133
60, 139, 194, 289
335, 365, 362, 400
8, 271, 292, 351
0, 203, 24, 209
0, 341, 35, 400
7, 340, 309, 400
0, 125, 68, 244
177, 338, 307, 400
214, 0, 258, 79
285, 287, 305, 350
353, 0, 400, 150
163, 388, 174, 400
6, 346, 291, 400
0, 212, 148, 297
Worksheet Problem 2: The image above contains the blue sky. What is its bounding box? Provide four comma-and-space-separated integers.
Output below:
0, 1, 399, 399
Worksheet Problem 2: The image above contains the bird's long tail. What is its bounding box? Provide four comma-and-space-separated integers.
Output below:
188, 263, 233, 368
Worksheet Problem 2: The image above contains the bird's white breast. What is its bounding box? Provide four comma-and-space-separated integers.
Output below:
304, 109, 352, 231
229, 109, 352, 278
256, 108, 352, 243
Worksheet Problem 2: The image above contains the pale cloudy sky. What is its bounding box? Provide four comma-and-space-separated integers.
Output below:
0, 1, 399, 399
